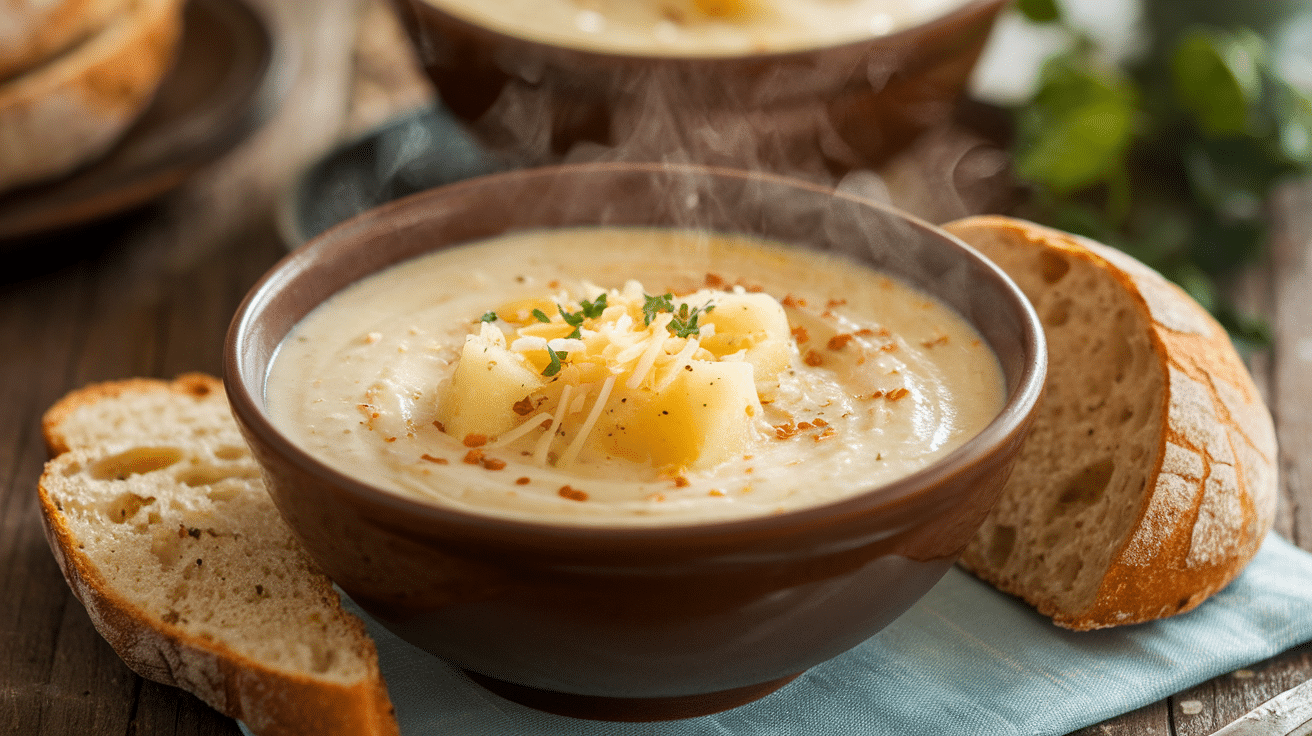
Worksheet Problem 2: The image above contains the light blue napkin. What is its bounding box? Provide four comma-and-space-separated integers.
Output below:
240, 533, 1312, 736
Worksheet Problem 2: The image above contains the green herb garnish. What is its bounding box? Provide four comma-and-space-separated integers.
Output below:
640, 294, 715, 337
480, 312, 498, 323
558, 305, 584, 327
531, 308, 551, 324
642, 293, 675, 325
579, 293, 608, 319
542, 346, 568, 377
556, 305, 585, 339
668, 302, 715, 339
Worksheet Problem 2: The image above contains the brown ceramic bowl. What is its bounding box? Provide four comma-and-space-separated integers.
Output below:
390, 0, 1007, 174
225, 162, 1045, 721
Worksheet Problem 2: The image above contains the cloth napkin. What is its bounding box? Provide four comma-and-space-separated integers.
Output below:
240, 533, 1312, 736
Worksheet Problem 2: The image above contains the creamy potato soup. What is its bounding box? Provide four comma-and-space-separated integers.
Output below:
421, 0, 976, 56
266, 228, 1004, 526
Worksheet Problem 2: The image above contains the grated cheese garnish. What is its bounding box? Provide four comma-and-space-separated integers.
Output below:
449, 281, 792, 470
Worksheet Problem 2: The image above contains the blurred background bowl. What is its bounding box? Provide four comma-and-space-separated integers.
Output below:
389, 0, 1008, 176
226, 162, 1045, 721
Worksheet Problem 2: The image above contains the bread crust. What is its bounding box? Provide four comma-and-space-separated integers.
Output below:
0, 0, 184, 193
42, 372, 220, 455
945, 215, 1278, 630
39, 375, 400, 736
0, 0, 135, 81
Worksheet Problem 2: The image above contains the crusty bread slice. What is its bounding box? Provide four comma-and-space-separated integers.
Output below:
0, 0, 134, 81
38, 374, 399, 736
0, 0, 182, 193
944, 215, 1278, 630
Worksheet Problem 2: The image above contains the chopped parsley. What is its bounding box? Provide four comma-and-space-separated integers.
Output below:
642, 293, 675, 325
558, 304, 584, 327
556, 306, 584, 339
531, 308, 551, 323
556, 294, 607, 339
669, 302, 714, 338
642, 293, 715, 337
542, 346, 568, 377
480, 312, 498, 323
579, 293, 608, 319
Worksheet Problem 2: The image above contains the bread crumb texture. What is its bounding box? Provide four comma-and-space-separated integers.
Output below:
946, 217, 1277, 630
39, 375, 398, 735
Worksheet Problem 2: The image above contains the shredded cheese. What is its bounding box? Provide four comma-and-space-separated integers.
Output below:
628, 313, 674, 390
487, 411, 554, 448
447, 280, 790, 469
559, 375, 616, 467
534, 383, 573, 464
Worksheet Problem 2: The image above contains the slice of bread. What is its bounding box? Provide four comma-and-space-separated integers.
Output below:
944, 215, 1278, 630
38, 374, 400, 736
0, 0, 183, 194
0, 0, 134, 81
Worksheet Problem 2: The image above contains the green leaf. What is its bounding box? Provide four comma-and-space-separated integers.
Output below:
480, 312, 498, 323
558, 305, 584, 327
542, 347, 568, 377
579, 293, 608, 319
1171, 29, 1266, 138
668, 303, 707, 338
642, 293, 675, 325
1016, 100, 1137, 194
1017, 0, 1060, 24
531, 308, 551, 323
1273, 81, 1312, 165
1013, 58, 1139, 195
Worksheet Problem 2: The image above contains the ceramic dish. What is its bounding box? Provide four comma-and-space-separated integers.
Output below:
391, 0, 1008, 173
0, 0, 288, 243
227, 162, 1046, 721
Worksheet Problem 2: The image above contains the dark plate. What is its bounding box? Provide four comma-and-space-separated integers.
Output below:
279, 97, 1019, 250
0, 0, 289, 243
279, 104, 501, 248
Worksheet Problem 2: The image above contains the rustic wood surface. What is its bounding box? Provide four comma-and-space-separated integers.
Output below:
1, 1, 1309, 734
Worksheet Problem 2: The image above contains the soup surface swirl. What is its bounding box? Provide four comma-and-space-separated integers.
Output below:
266, 228, 1004, 526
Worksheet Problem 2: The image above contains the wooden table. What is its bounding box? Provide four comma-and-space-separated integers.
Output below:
1, 2, 1309, 734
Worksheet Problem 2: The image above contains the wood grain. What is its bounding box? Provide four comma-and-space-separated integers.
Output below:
1270, 180, 1312, 550
1068, 702, 1172, 736
1, 1, 1309, 734
0, 0, 361, 733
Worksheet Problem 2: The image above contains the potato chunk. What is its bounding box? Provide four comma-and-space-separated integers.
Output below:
601, 360, 761, 470
699, 292, 791, 384
438, 334, 546, 442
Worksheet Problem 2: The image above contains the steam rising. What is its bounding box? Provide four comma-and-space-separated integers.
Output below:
385, 0, 1020, 230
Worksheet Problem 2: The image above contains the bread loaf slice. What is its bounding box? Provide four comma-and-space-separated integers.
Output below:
0, 0, 182, 193
944, 216, 1278, 630
38, 374, 399, 736
0, 0, 133, 81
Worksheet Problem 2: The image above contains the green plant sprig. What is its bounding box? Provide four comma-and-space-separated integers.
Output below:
1011, 0, 1310, 348
641, 293, 715, 338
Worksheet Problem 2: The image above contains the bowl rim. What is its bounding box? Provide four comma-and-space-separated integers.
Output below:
401, 0, 1009, 65
225, 161, 1045, 549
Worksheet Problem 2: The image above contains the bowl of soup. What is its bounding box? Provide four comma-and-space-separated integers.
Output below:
225, 162, 1045, 720
389, 0, 1008, 173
